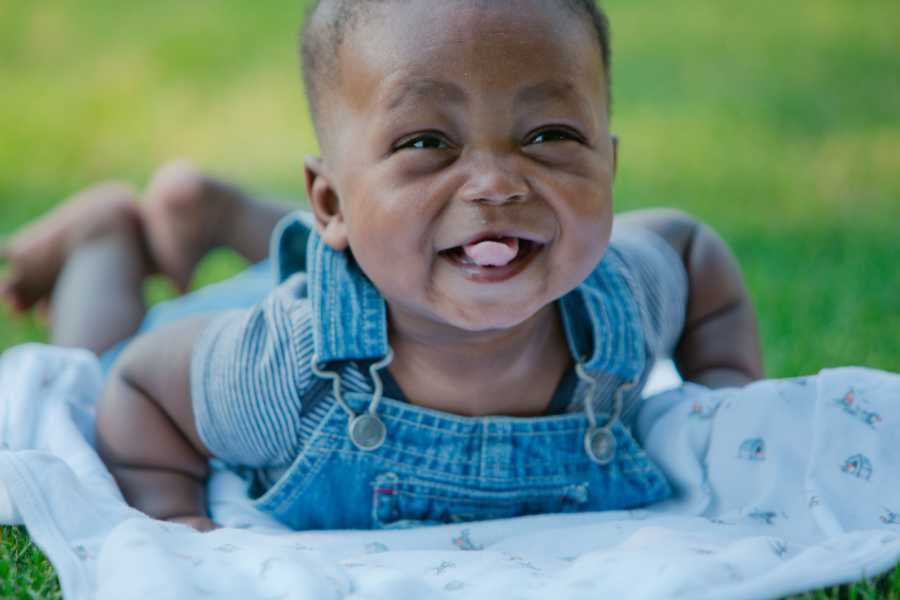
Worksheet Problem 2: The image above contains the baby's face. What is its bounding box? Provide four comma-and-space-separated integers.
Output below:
317, 0, 614, 332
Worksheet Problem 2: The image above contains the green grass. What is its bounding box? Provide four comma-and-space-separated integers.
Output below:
1, 0, 898, 597
0, 528, 62, 599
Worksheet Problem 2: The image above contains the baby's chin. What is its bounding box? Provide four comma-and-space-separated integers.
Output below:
435, 298, 553, 333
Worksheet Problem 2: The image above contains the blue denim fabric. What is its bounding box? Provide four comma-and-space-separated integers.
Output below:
254, 393, 672, 530
240, 211, 673, 529
131, 210, 675, 529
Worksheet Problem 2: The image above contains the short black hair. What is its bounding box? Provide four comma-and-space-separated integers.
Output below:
300, 0, 611, 133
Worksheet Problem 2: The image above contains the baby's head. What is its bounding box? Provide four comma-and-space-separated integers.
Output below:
301, 0, 617, 333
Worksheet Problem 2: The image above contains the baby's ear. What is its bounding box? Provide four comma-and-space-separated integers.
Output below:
304, 156, 349, 251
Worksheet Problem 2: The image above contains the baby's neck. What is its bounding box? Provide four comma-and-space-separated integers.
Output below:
386, 304, 572, 417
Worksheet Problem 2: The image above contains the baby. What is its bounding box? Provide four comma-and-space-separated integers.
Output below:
1, 0, 762, 531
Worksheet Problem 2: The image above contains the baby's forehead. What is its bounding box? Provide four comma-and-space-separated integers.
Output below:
302, 0, 610, 129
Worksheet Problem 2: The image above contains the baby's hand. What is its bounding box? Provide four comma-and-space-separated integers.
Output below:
168, 515, 220, 532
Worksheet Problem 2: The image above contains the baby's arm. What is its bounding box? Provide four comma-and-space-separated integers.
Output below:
95, 316, 217, 531
615, 208, 764, 387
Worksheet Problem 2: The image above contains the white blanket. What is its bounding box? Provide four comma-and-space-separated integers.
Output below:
1, 344, 899, 600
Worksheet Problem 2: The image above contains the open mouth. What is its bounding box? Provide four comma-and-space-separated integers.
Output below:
438, 236, 542, 281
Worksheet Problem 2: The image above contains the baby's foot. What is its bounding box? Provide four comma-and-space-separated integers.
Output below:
140, 161, 238, 293
0, 183, 140, 313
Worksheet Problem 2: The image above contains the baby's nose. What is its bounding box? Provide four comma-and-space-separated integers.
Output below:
458, 154, 528, 205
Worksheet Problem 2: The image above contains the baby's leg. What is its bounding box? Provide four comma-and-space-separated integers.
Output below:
140, 161, 295, 292
37, 186, 152, 354
2, 162, 295, 312
1, 163, 296, 352
0, 182, 141, 314
51, 211, 151, 353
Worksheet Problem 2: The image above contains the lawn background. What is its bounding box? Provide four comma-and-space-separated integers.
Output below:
1, 0, 898, 597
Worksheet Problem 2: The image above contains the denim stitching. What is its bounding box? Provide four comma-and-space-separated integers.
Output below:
316, 432, 589, 467
378, 490, 589, 506
335, 413, 589, 436
341, 403, 597, 434
369, 475, 593, 500
255, 441, 328, 515
371, 478, 631, 528
371, 472, 400, 526
253, 401, 341, 513
326, 451, 608, 485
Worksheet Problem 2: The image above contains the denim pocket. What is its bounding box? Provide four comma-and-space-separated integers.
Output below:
371, 472, 590, 529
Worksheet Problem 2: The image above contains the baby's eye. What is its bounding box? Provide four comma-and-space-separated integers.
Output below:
525, 128, 584, 145
394, 133, 451, 151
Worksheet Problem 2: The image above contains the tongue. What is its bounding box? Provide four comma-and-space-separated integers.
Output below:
462, 238, 519, 267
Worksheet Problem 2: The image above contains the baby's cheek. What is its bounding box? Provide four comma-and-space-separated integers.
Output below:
556, 223, 608, 287
355, 242, 426, 298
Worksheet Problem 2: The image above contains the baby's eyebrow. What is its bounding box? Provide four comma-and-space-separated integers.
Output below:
385, 78, 466, 111
514, 80, 586, 109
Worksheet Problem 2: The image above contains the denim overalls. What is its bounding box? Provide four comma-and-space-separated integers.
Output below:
245, 213, 673, 530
